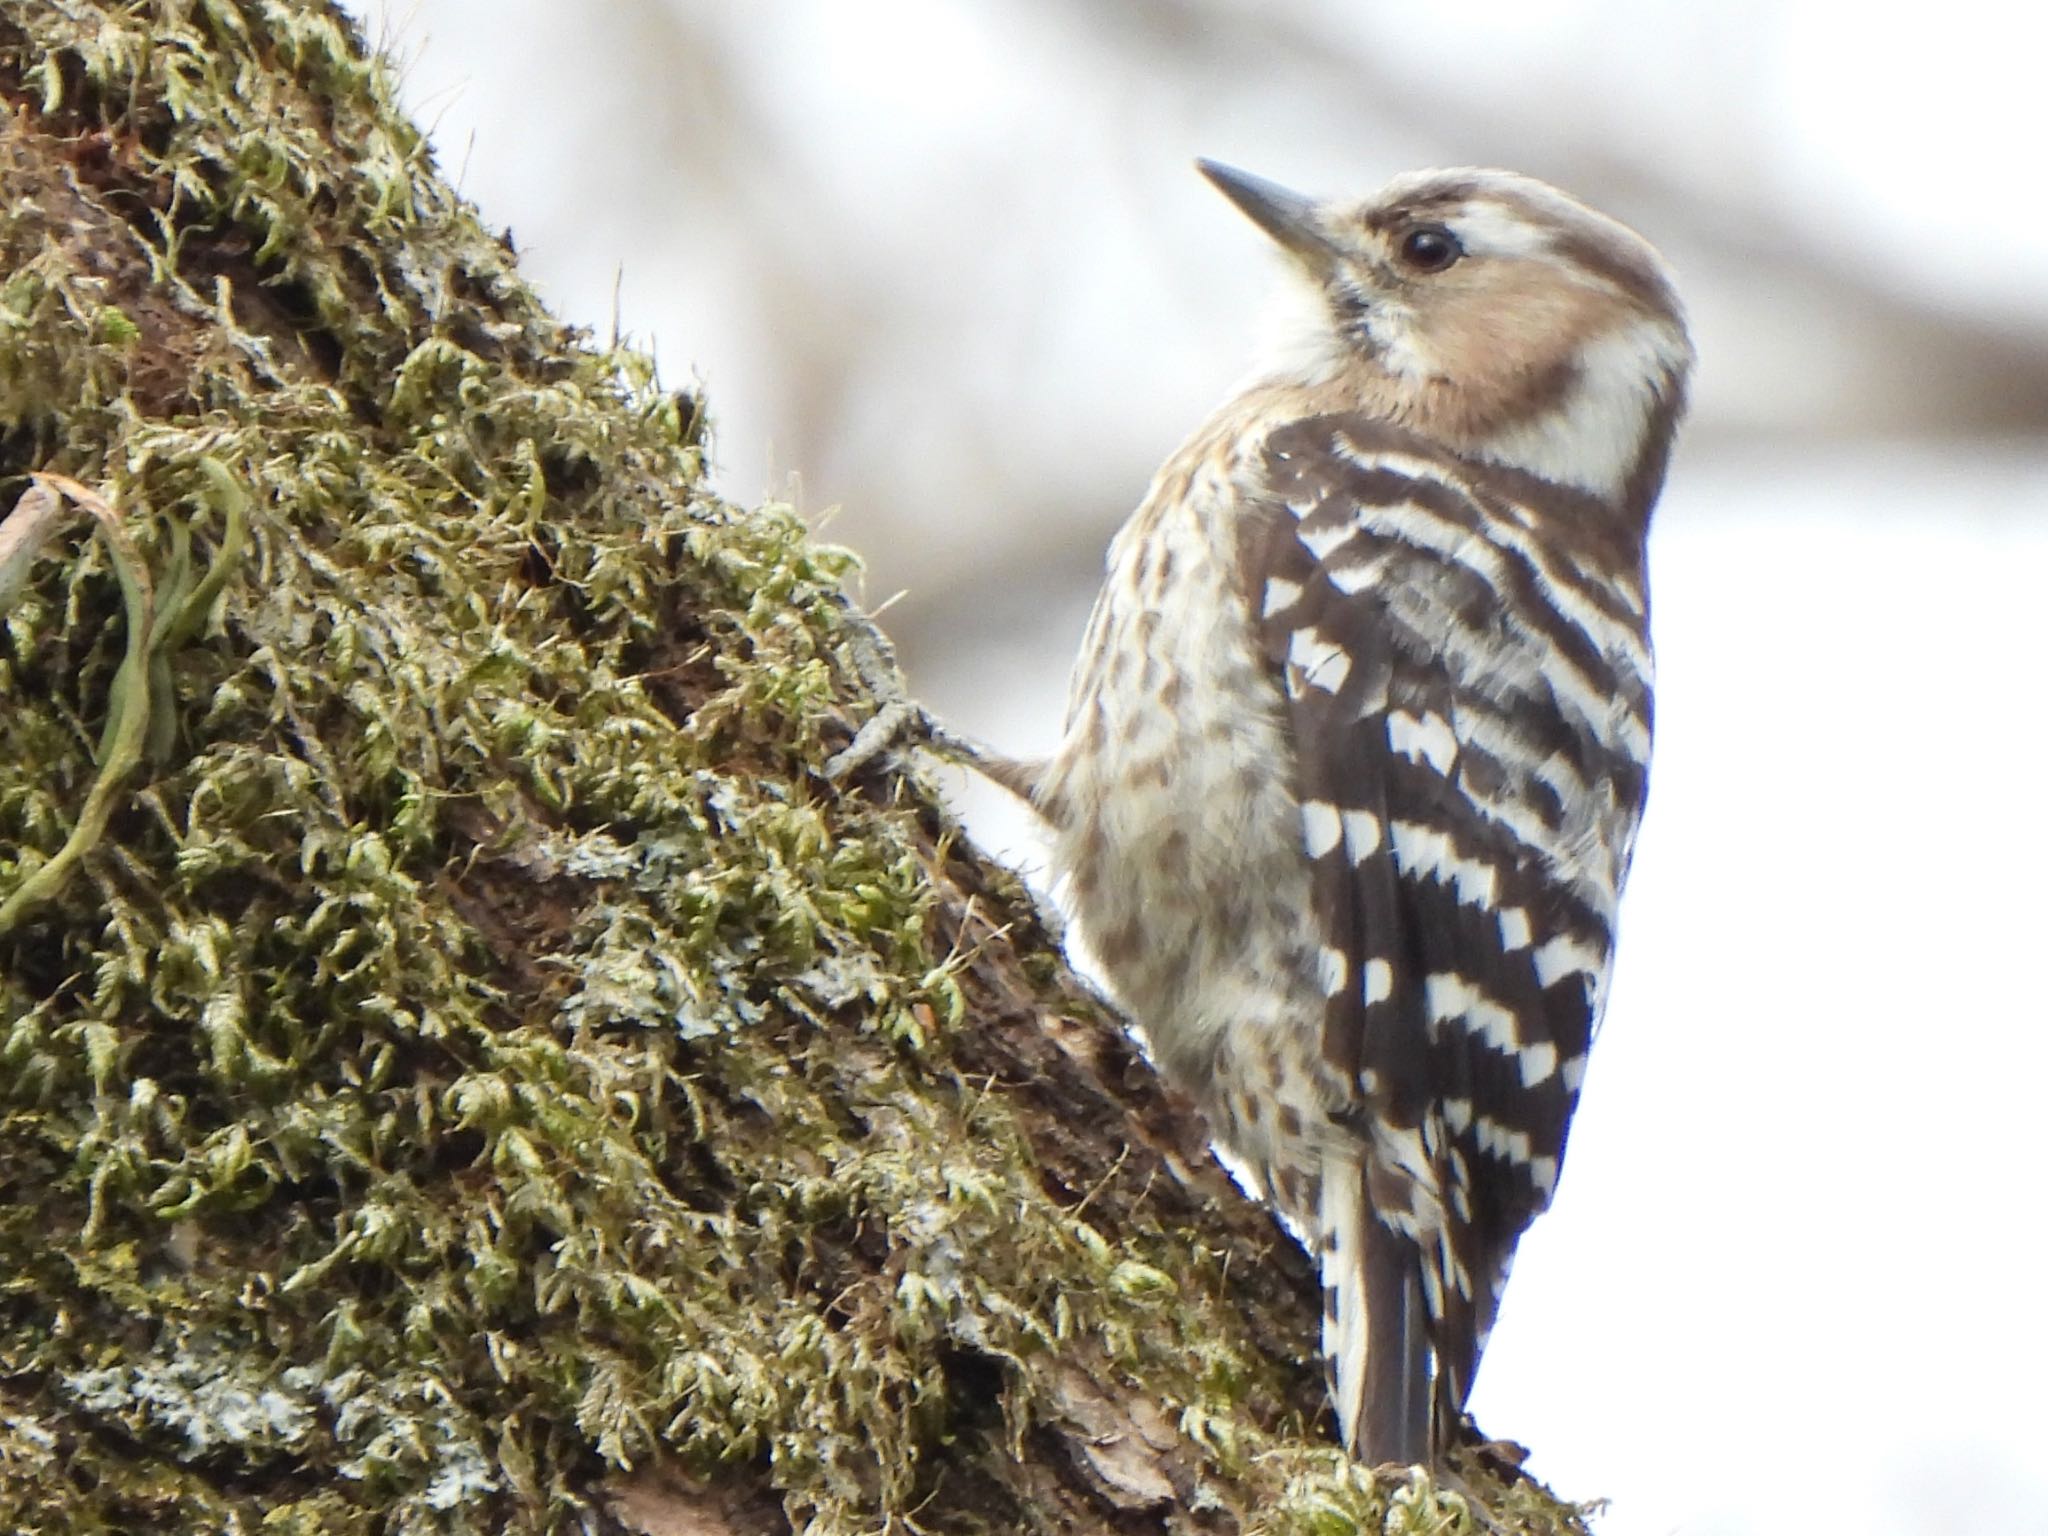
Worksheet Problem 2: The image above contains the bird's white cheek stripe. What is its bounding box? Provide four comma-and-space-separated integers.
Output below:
1469, 319, 1682, 504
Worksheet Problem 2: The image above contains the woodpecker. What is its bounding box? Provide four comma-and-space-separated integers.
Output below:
1034, 162, 1692, 1464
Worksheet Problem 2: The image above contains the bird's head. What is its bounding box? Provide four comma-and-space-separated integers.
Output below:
1200, 159, 1693, 514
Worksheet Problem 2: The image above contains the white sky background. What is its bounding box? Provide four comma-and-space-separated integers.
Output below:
346, 3, 2048, 1531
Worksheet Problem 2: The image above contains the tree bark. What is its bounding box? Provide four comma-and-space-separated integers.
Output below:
0, 5, 1594, 1532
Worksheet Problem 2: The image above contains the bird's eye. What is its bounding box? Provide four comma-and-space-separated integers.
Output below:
1397, 225, 1462, 273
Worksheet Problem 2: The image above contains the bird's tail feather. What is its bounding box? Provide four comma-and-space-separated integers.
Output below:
1321, 1158, 1431, 1465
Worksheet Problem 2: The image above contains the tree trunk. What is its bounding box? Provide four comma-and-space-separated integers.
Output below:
0, 5, 1594, 1532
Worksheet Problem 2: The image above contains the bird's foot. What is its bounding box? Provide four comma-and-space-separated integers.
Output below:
824, 612, 1042, 805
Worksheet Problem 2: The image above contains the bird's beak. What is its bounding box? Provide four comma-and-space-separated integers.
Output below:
1197, 159, 1342, 277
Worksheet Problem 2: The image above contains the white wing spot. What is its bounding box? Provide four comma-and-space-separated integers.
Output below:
1288, 628, 1352, 694
1533, 934, 1604, 987
1301, 799, 1343, 857
1474, 1114, 1535, 1170
1388, 709, 1459, 775
1390, 821, 1501, 908
1497, 907, 1532, 952
1428, 974, 1557, 1086
1361, 958, 1393, 1006
1424, 973, 1520, 1058
1297, 519, 1354, 563
1262, 575, 1304, 618
1325, 555, 1387, 595
1318, 945, 1349, 997
1619, 713, 1652, 767
1342, 809, 1382, 858
1561, 1053, 1589, 1095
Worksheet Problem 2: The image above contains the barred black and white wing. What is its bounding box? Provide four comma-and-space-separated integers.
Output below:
1243, 414, 1654, 1463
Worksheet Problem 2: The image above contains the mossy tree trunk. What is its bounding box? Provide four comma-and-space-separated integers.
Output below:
0, 5, 1593, 1533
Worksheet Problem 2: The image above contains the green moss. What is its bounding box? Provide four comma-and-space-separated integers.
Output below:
0, 5, 1599, 1533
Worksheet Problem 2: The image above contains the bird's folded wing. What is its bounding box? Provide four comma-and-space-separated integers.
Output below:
1243, 413, 1653, 1406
